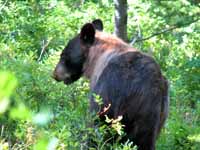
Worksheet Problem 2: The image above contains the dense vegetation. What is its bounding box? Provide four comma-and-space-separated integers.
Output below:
0, 0, 199, 149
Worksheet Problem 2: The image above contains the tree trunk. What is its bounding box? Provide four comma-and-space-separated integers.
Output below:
114, 0, 128, 42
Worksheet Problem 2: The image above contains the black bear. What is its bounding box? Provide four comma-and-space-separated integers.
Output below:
53, 19, 169, 150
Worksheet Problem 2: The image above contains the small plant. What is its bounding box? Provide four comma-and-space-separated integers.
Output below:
105, 115, 125, 136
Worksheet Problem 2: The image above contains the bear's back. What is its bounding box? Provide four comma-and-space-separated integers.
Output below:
90, 50, 166, 115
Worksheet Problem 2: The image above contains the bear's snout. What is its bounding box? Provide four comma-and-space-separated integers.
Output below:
52, 63, 71, 82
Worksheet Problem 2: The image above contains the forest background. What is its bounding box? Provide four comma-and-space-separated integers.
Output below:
0, 0, 199, 150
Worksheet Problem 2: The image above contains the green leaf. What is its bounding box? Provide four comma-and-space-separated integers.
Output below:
0, 71, 17, 114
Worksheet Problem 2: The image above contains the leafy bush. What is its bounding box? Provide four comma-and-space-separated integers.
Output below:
0, 0, 199, 149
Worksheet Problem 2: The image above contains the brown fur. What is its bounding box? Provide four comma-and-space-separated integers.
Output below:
83, 31, 137, 79
53, 20, 169, 150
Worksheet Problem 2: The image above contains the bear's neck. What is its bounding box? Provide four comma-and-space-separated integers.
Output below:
82, 31, 133, 80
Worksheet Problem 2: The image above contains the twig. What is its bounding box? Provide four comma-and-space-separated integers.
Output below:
1, 125, 4, 137
0, 0, 8, 12
99, 136, 114, 150
130, 21, 142, 45
38, 38, 52, 61
130, 17, 200, 44
135, 26, 177, 42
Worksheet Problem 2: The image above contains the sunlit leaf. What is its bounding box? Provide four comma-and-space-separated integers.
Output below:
32, 110, 53, 126
188, 134, 200, 142
34, 136, 49, 150
0, 97, 9, 114
47, 137, 59, 150
0, 71, 17, 114
10, 103, 31, 120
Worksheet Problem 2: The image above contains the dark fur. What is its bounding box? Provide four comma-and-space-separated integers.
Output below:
53, 19, 169, 150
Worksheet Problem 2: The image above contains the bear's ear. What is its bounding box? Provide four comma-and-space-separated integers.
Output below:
80, 23, 95, 45
92, 19, 103, 31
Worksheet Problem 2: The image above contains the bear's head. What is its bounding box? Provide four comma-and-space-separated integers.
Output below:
53, 19, 103, 84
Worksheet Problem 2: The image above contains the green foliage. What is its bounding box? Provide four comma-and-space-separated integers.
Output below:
0, 0, 199, 149
0, 71, 17, 114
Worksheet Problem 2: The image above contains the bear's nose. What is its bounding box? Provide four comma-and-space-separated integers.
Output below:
52, 71, 62, 82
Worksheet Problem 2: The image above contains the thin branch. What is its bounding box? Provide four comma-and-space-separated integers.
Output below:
0, 0, 8, 12
38, 38, 52, 61
130, 17, 200, 44
130, 19, 142, 45
1, 125, 4, 137
99, 136, 114, 150
135, 26, 177, 42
